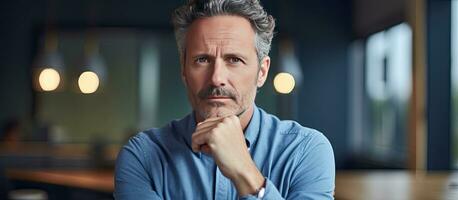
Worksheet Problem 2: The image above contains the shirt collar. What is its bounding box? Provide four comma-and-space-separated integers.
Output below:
181, 104, 261, 157
183, 110, 197, 150
244, 104, 261, 149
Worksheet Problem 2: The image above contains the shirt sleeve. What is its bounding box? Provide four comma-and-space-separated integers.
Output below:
239, 132, 335, 200
114, 134, 163, 200
238, 178, 284, 200
287, 132, 335, 199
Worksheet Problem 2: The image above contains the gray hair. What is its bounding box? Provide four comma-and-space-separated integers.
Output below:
172, 0, 275, 63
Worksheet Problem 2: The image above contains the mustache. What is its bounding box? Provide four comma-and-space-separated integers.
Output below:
198, 86, 237, 100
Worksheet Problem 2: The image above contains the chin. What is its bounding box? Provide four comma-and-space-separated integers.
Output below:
199, 106, 235, 119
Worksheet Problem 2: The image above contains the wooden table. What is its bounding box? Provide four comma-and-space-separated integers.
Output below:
335, 171, 458, 200
6, 169, 114, 193
6, 169, 458, 199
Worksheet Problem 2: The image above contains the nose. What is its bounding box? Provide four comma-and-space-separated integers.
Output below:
210, 59, 227, 87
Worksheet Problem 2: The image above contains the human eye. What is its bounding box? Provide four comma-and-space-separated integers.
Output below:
194, 56, 209, 64
227, 57, 244, 64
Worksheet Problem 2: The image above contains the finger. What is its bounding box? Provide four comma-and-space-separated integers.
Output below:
229, 114, 241, 122
192, 126, 214, 139
197, 117, 224, 126
191, 131, 211, 152
192, 122, 221, 152
192, 130, 211, 146
192, 143, 201, 152
195, 120, 220, 132
193, 120, 220, 137
200, 144, 212, 154
220, 115, 240, 127
192, 140, 203, 152
197, 117, 220, 125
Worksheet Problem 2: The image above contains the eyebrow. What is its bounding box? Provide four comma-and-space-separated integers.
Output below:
223, 53, 248, 61
189, 54, 212, 62
190, 53, 248, 61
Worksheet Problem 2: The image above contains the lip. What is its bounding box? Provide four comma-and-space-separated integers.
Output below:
206, 96, 232, 100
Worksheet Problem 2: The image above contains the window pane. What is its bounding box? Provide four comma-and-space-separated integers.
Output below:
363, 23, 412, 167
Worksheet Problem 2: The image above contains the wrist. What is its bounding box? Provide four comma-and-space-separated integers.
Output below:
232, 166, 265, 196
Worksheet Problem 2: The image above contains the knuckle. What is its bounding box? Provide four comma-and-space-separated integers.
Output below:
222, 117, 231, 124
223, 116, 232, 123
215, 123, 223, 129
208, 143, 216, 149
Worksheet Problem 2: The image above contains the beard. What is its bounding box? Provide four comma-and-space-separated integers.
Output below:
194, 85, 250, 119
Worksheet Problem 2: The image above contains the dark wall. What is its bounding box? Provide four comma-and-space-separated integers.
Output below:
275, 0, 352, 169
0, 1, 39, 125
426, 0, 452, 170
353, 0, 405, 37
0, 0, 353, 168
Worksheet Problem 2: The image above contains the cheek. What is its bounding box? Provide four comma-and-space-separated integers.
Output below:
185, 74, 204, 96
236, 75, 259, 98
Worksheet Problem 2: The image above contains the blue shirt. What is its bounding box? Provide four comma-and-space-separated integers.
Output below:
114, 106, 335, 199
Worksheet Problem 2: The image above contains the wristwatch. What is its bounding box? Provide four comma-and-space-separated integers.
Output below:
254, 179, 266, 198
255, 186, 266, 198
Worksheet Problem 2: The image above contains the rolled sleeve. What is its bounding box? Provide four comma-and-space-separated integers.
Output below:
238, 178, 284, 200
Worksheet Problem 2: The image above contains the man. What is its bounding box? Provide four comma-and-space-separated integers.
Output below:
114, 0, 335, 199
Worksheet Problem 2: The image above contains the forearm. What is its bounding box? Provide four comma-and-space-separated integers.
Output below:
232, 163, 265, 196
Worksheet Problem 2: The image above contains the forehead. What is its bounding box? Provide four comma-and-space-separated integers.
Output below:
185, 15, 256, 53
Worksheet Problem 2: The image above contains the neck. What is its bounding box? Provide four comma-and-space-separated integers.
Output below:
239, 105, 254, 131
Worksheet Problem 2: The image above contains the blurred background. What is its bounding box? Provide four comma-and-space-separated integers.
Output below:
0, 0, 457, 199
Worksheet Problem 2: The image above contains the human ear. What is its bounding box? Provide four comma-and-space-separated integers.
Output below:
257, 56, 270, 87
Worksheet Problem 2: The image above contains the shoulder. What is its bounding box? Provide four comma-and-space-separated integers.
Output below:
123, 131, 158, 155
122, 114, 193, 160
258, 108, 333, 156
260, 108, 330, 144
126, 114, 190, 148
117, 131, 161, 169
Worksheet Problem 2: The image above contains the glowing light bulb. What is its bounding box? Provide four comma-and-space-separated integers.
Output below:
274, 72, 295, 94
38, 68, 61, 91
78, 71, 100, 94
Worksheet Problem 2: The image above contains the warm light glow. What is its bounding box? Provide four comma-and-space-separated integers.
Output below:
78, 71, 100, 94
38, 68, 61, 91
274, 72, 295, 94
